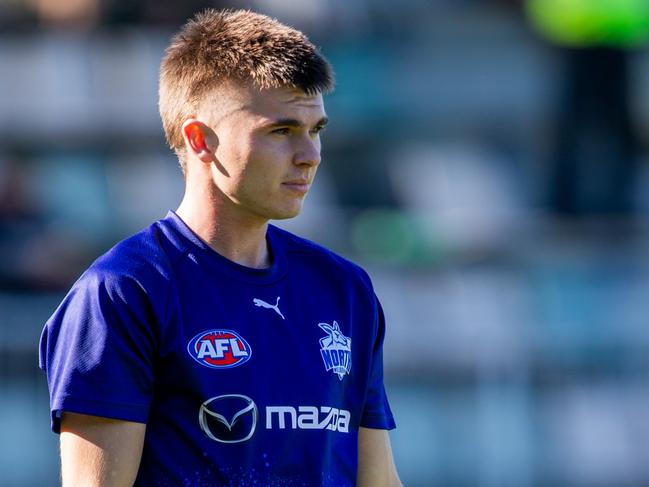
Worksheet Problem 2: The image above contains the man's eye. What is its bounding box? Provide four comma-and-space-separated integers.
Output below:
272, 127, 291, 135
310, 126, 325, 135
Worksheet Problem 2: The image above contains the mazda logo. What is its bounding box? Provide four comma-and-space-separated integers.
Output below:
199, 394, 258, 443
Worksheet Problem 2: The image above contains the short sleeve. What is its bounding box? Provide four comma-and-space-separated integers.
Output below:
39, 269, 159, 433
359, 296, 396, 430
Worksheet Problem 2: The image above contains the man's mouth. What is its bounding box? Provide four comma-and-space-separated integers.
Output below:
282, 180, 310, 193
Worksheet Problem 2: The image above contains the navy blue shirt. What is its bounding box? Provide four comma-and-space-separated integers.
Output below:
40, 212, 395, 486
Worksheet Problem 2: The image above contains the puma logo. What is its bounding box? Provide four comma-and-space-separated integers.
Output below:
253, 296, 285, 320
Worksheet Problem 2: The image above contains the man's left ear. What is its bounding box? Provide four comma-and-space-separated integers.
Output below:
181, 119, 218, 164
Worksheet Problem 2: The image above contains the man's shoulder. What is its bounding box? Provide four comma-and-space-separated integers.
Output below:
45, 219, 177, 334
270, 225, 372, 287
81, 219, 177, 290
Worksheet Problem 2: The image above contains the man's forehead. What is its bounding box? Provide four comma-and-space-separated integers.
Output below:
258, 86, 322, 103
198, 82, 324, 125
247, 85, 324, 114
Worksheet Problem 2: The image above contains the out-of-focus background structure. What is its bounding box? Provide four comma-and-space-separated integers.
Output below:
2, 0, 649, 485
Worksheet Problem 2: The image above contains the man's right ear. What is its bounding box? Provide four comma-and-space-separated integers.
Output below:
181, 119, 218, 164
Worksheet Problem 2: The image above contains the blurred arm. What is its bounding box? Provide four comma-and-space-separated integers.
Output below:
60, 412, 146, 487
357, 426, 402, 487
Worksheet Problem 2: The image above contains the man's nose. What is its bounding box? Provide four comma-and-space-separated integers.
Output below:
294, 136, 321, 167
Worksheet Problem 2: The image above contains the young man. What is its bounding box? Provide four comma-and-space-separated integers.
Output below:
40, 9, 401, 487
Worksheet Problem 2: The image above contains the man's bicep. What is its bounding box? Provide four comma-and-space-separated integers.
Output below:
357, 426, 402, 487
60, 412, 146, 487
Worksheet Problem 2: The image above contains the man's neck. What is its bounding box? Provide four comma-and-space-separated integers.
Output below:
175, 193, 271, 269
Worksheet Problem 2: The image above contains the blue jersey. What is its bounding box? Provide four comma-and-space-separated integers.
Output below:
39, 212, 395, 486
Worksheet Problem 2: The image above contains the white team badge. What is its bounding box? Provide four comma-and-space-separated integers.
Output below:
318, 321, 352, 380
253, 296, 285, 320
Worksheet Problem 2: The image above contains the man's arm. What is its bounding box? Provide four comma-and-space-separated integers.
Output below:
357, 426, 402, 487
60, 412, 146, 487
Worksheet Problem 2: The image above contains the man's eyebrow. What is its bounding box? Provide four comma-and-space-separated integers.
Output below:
266, 117, 329, 128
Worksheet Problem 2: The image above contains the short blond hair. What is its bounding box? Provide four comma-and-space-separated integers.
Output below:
159, 9, 334, 172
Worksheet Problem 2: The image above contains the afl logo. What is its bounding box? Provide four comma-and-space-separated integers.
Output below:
187, 329, 252, 369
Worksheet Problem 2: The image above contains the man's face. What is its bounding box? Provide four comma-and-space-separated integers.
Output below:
200, 84, 327, 222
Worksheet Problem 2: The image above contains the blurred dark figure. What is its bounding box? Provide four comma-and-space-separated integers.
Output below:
0, 153, 43, 288
552, 47, 635, 215
526, 0, 649, 216
0, 153, 87, 290
102, 0, 228, 26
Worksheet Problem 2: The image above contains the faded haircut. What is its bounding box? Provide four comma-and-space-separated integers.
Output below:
159, 9, 334, 172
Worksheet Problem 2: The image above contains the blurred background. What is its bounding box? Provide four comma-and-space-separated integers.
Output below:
2, 0, 649, 485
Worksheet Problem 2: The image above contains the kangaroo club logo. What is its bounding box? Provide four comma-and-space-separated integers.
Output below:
187, 329, 252, 369
318, 321, 352, 380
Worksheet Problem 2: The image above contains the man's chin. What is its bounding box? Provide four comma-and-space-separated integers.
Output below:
267, 205, 303, 221
270, 210, 301, 221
